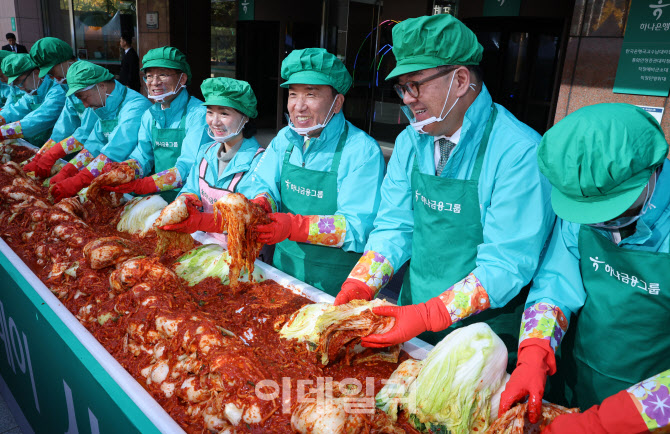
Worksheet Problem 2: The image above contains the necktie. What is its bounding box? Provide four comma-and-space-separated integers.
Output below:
303, 138, 311, 152
436, 138, 456, 176
12, 46, 16, 52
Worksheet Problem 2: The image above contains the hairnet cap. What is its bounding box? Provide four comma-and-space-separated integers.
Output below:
201, 77, 258, 118
386, 15, 483, 80
280, 48, 352, 95
2, 53, 37, 84
538, 103, 669, 224
29, 37, 74, 78
65, 60, 114, 96
141, 46, 192, 85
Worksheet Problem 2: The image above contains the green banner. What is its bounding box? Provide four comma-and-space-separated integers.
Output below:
0, 251, 162, 434
239, 0, 254, 21
10, 18, 15, 32
613, 1, 670, 96
483, 0, 521, 17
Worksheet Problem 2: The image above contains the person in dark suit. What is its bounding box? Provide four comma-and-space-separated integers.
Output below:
2, 33, 28, 53
118, 33, 140, 92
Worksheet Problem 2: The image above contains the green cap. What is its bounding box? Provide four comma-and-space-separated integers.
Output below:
65, 60, 114, 96
141, 46, 192, 85
0, 50, 12, 72
538, 103, 669, 224
201, 77, 258, 118
29, 37, 74, 78
2, 53, 37, 84
386, 15, 483, 80
280, 48, 352, 95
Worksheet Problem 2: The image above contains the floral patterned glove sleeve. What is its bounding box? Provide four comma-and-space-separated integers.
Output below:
519, 302, 569, 352
436, 273, 491, 325
58, 136, 84, 154
627, 369, 670, 430
70, 149, 95, 170
85, 154, 112, 177
348, 250, 395, 297
0, 122, 23, 140
36, 139, 59, 156
123, 159, 143, 179
304, 215, 347, 248
256, 192, 278, 213
150, 167, 183, 192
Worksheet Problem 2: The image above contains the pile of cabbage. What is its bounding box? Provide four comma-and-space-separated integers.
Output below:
375, 323, 510, 434
173, 243, 264, 285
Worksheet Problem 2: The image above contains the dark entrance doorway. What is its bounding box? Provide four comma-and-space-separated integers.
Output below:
237, 21, 281, 129
464, 16, 567, 134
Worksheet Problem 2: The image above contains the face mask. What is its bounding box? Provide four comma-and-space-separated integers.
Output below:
588, 170, 659, 230
93, 84, 112, 111
287, 97, 338, 137
53, 64, 67, 85
401, 72, 476, 135
23, 73, 39, 96
207, 115, 247, 143
147, 73, 185, 103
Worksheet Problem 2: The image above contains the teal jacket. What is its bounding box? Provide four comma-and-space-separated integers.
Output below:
247, 111, 386, 253
84, 82, 152, 161
181, 137, 265, 199
126, 90, 208, 178
0, 86, 24, 111
1, 76, 66, 139
525, 158, 670, 323
49, 94, 97, 144
365, 85, 555, 307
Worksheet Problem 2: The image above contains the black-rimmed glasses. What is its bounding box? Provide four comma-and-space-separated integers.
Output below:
393, 67, 457, 99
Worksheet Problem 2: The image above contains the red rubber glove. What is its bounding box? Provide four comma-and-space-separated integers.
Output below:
49, 163, 80, 186
498, 339, 555, 424
255, 213, 310, 244
543, 390, 648, 434
334, 278, 376, 306
251, 196, 272, 214
102, 177, 157, 195
160, 197, 222, 234
34, 145, 66, 178
22, 153, 43, 173
360, 297, 452, 348
51, 168, 94, 203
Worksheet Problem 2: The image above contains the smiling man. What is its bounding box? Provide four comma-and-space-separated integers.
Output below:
333, 15, 555, 364
51, 46, 208, 202
247, 48, 386, 296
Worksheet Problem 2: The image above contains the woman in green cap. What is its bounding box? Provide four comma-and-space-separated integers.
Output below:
60, 46, 208, 203
23, 37, 98, 176
38, 61, 150, 202
157, 77, 267, 250
0, 54, 26, 112
246, 47, 386, 296
498, 103, 670, 433
0, 52, 66, 146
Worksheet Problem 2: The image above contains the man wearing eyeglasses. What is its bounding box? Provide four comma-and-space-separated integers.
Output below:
51, 46, 208, 203
334, 14, 555, 364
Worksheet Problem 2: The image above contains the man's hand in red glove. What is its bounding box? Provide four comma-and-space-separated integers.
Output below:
334, 278, 375, 306
160, 196, 222, 234
543, 390, 648, 434
360, 297, 452, 348
498, 339, 555, 424
102, 177, 157, 195
255, 213, 310, 245
251, 196, 273, 214
50, 168, 94, 203
22, 153, 43, 174
34, 145, 66, 178
49, 163, 80, 186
